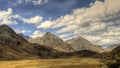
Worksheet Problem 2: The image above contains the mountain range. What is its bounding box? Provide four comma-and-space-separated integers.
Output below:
0, 24, 119, 60
28, 32, 104, 53
28, 32, 73, 52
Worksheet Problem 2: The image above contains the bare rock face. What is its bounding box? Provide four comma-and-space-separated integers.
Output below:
65, 36, 103, 53
105, 44, 120, 52
28, 32, 73, 52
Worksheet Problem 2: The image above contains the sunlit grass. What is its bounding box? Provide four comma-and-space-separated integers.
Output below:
0, 58, 102, 68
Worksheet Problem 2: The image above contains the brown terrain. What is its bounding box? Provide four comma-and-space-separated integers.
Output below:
0, 58, 102, 68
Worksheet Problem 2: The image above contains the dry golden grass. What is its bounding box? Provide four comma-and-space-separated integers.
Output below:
0, 58, 102, 68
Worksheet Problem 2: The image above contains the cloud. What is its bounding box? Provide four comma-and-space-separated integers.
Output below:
32, 0, 48, 5
37, 0, 120, 46
31, 30, 44, 38
13, 14, 43, 24
25, 0, 32, 3
37, 20, 54, 29
17, 0, 24, 4
21, 16, 43, 24
56, 25, 79, 34
0, 8, 43, 25
88, 22, 107, 32
14, 29, 31, 34
16, 0, 48, 5
0, 8, 18, 25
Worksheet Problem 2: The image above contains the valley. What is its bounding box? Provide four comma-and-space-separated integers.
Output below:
0, 58, 102, 68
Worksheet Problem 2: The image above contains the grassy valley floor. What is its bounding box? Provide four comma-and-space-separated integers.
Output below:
0, 58, 103, 68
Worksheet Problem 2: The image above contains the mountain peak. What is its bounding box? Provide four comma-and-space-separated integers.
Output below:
66, 36, 103, 53
0, 24, 15, 33
46, 32, 51, 34
45, 32, 53, 35
0, 24, 11, 29
28, 32, 73, 52
43, 32, 61, 41
66, 36, 91, 44
43, 32, 56, 38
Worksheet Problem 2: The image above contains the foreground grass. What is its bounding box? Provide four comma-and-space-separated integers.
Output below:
0, 58, 102, 68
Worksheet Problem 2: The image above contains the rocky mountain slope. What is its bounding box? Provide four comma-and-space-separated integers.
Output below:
0, 25, 59, 60
28, 32, 73, 52
65, 36, 103, 53
0, 25, 36, 60
111, 45, 120, 58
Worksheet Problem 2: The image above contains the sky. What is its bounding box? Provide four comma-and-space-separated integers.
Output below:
0, 0, 120, 47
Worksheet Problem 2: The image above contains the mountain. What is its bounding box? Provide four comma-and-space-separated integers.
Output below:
0, 24, 106, 60
105, 44, 120, 52
65, 36, 103, 53
98, 45, 120, 66
0, 24, 100, 60
18, 33, 31, 39
0, 25, 59, 60
28, 32, 103, 53
0, 24, 36, 60
111, 45, 120, 56
28, 32, 73, 52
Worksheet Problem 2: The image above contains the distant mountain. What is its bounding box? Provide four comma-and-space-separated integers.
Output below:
65, 36, 103, 53
28, 32, 104, 53
28, 32, 73, 52
18, 33, 31, 39
105, 44, 120, 52
28, 37, 42, 44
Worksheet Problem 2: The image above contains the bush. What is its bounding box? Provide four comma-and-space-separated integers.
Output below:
107, 60, 120, 68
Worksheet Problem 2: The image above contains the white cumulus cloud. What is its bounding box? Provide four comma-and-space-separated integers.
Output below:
16, 0, 48, 5
37, 20, 54, 29
0, 8, 18, 25
31, 30, 44, 38
21, 16, 43, 24
32, 0, 48, 5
